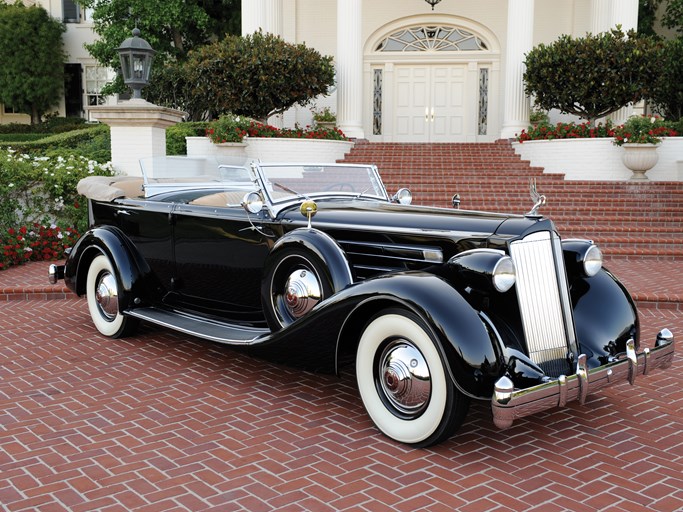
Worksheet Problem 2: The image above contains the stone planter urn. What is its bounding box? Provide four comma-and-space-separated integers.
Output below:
621, 143, 659, 181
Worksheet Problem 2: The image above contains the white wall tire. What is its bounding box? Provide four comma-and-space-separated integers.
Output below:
356, 309, 468, 447
86, 254, 137, 338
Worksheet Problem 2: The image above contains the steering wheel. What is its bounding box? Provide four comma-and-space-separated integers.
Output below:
322, 182, 356, 192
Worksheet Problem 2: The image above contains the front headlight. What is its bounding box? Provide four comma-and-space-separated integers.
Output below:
583, 244, 603, 277
449, 249, 516, 294
492, 256, 516, 293
562, 239, 603, 278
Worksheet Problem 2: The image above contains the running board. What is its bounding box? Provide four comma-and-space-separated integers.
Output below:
125, 307, 269, 345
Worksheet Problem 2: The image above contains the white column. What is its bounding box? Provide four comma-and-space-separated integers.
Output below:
241, 0, 282, 36
500, 0, 534, 139
591, 0, 612, 33
610, 0, 639, 124
336, 0, 364, 139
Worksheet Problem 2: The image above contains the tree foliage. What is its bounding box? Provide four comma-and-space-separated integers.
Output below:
661, 0, 683, 34
648, 38, 683, 120
0, 2, 66, 124
77, 0, 240, 96
524, 29, 660, 124
184, 32, 335, 122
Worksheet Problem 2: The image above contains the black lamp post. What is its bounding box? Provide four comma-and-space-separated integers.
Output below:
425, 0, 442, 9
117, 28, 155, 99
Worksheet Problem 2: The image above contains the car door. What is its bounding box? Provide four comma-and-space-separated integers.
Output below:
171, 199, 275, 324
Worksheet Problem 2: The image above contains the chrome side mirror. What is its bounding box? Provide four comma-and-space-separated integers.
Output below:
391, 188, 412, 205
242, 191, 264, 214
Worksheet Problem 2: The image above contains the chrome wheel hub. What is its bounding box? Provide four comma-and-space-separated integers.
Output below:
95, 272, 119, 320
283, 269, 321, 319
379, 341, 431, 416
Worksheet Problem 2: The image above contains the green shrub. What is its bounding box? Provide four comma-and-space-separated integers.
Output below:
0, 149, 115, 234
187, 31, 335, 121
0, 123, 34, 134
524, 29, 659, 124
0, 124, 110, 161
167, 121, 209, 155
0, 133, 49, 143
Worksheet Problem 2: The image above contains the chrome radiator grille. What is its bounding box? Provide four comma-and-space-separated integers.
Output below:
509, 231, 576, 377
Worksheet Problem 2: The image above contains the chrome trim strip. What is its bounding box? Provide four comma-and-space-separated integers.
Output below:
491, 331, 675, 429
626, 339, 637, 385
576, 354, 588, 405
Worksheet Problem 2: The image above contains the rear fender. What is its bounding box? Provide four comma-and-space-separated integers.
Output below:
65, 226, 152, 310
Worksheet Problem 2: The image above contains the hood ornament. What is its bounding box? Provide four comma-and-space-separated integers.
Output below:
526, 178, 546, 218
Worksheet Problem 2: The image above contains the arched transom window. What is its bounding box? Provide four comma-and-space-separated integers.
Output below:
376, 25, 488, 52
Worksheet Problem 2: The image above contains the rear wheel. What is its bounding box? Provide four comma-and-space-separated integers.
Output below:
356, 308, 469, 447
86, 254, 138, 338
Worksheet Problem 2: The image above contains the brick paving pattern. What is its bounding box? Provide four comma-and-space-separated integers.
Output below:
1, 141, 682, 511
0, 294, 680, 511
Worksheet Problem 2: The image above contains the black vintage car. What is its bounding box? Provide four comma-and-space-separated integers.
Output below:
49, 156, 675, 447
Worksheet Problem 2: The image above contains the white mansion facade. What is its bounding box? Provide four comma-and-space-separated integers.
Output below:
0, 0, 647, 142
243, 0, 640, 142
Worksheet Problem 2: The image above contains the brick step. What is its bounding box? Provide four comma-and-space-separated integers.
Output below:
550, 216, 683, 229
557, 225, 683, 237
404, 192, 683, 208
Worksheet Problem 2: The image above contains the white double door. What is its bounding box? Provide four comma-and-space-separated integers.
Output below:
393, 64, 467, 142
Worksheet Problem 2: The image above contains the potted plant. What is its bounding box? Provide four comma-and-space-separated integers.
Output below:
613, 115, 677, 180
529, 107, 549, 128
312, 106, 337, 129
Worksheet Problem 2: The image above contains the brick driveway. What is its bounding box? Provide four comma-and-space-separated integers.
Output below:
0, 274, 681, 511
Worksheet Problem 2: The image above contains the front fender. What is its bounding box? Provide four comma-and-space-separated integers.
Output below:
247, 271, 502, 398
571, 267, 639, 367
272, 227, 354, 290
64, 226, 153, 310
335, 272, 503, 399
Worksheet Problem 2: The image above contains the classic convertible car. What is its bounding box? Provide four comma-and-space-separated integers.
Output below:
49, 156, 675, 447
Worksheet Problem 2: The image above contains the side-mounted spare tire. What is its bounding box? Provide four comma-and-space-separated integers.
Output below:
260, 229, 354, 331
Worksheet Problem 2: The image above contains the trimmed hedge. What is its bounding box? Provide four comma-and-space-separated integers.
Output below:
0, 124, 111, 162
166, 121, 209, 155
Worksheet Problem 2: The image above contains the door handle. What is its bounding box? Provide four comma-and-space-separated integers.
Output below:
431, 107, 435, 122
425, 106, 429, 122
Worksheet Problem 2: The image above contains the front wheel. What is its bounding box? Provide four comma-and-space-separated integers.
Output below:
356, 309, 469, 447
86, 254, 138, 338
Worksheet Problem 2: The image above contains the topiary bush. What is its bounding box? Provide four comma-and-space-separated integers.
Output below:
524, 29, 660, 124
186, 31, 335, 122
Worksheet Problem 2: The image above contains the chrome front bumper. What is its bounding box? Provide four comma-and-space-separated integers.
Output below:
492, 329, 675, 429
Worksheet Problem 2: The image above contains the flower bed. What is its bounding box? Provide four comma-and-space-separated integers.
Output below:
188, 114, 354, 163
1, 224, 79, 270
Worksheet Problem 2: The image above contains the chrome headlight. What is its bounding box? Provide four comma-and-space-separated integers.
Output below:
449, 249, 516, 294
562, 239, 603, 278
492, 256, 516, 293
583, 244, 603, 277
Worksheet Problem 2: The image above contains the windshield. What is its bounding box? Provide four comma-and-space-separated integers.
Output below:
257, 164, 389, 204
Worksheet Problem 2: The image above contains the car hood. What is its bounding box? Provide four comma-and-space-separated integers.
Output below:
279, 199, 540, 242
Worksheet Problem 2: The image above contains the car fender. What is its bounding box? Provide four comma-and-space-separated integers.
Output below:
270, 227, 354, 291
332, 272, 503, 399
64, 226, 152, 310
570, 267, 639, 368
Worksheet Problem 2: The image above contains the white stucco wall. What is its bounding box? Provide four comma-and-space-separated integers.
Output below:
513, 137, 683, 181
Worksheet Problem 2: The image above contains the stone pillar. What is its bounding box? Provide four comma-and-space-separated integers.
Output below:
90, 99, 186, 176
590, 0, 612, 33
500, 0, 534, 139
336, 0, 364, 139
242, 0, 282, 36
609, 0, 639, 124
